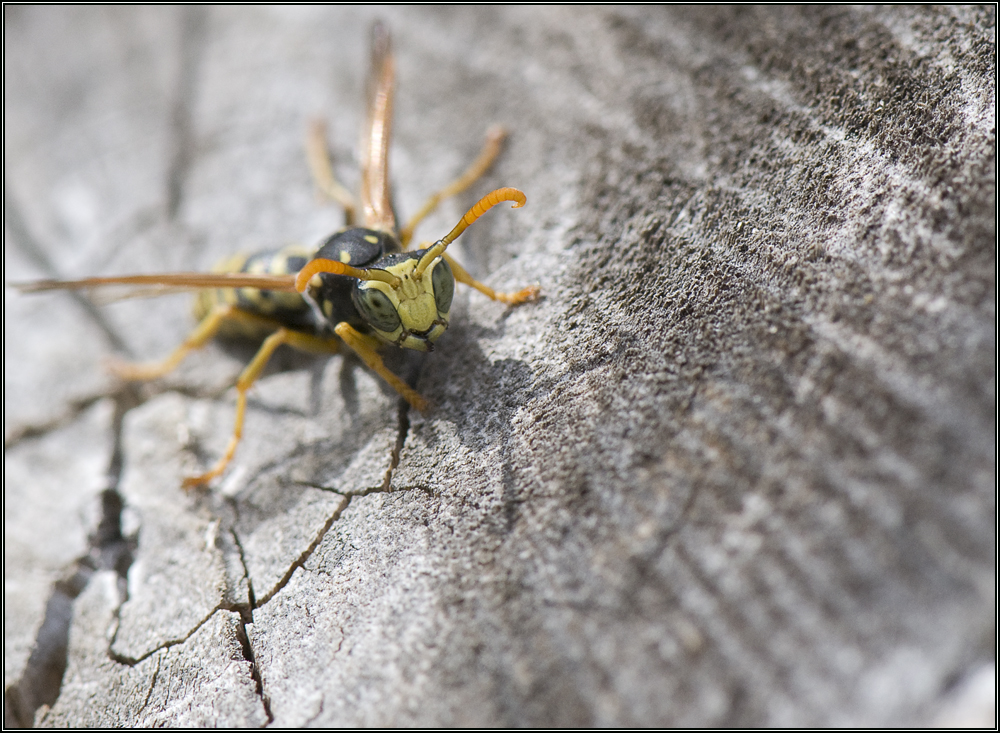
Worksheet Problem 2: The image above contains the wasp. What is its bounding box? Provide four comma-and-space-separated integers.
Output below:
18, 23, 539, 488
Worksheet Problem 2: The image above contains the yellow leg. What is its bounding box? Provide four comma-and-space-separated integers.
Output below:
108, 305, 284, 381
182, 328, 341, 489
443, 253, 540, 305
400, 126, 507, 249
306, 118, 357, 224
334, 322, 430, 412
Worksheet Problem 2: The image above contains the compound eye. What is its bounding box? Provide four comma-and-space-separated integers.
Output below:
353, 286, 401, 333
430, 258, 454, 315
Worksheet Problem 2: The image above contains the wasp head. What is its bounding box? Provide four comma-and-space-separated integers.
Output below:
352, 250, 454, 351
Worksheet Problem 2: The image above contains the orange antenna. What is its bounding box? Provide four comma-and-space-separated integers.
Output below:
294, 258, 401, 293
413, 187, 525, 280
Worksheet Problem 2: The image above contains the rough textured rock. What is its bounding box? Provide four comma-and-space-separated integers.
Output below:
5, 6, 995, 727
36, 571, 267, 728
4, 401, 115, 724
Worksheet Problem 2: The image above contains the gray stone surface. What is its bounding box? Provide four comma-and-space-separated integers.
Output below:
36, 571, 267, 727
4, 401, 114, 723
5, 5, 995, 727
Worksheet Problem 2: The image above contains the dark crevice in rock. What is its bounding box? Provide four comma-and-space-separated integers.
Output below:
234, 616, 274, 725
4, 395, 138, 727
100, 395, 142, 584
4, 569, 92, 728
254, 493, 353, 606
138, 656, 161, 712
228, 523, 258, 610
384, 398, 410, 491
108, 606, 221, 666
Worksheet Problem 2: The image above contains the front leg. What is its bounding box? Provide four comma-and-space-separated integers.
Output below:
333, 322, 430, 412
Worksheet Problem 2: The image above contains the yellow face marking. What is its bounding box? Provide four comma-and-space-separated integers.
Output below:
339, 250, 352, 263
364, 234, 379, 244
358, 258, 451, 350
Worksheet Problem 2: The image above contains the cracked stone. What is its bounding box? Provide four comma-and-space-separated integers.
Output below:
36, 571, 268, 727
4, 400, 114, 721
109, 393, 232, 661
6, 5, 995, 728
249, 492, 461, 727
232, 361, 403, 600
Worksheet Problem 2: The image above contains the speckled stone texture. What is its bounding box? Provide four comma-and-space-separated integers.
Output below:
5, 6, 994, 727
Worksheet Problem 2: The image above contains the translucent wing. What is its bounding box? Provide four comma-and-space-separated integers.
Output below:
359, 21, 397, 234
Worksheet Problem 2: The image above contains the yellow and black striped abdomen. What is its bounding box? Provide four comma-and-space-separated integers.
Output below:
194, 245, 318, 340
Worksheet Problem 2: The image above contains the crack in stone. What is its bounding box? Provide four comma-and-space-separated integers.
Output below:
254, 494, 353, 606
234, 615, 274, 725
108, 606, 223, 666
253, 398, 414, 604
4, 567, 91, 727
5, 396, 137, 727
11, 354, 416, 722
222, 516, 274, 724
138, 655, 161, 712
384, 398, 411, 492
227, 523, 258, 610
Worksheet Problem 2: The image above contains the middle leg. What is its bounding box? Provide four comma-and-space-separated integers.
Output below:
400, 126, 507, 249
182, 327, 340, 488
